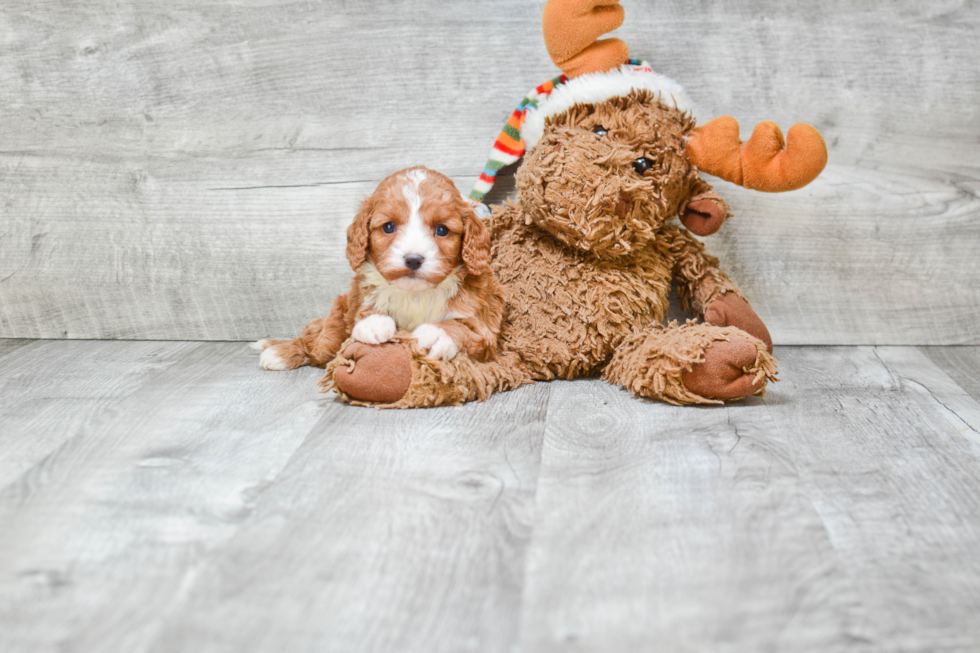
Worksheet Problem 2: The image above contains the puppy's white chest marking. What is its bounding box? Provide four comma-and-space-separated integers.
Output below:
360, 263, 461, 332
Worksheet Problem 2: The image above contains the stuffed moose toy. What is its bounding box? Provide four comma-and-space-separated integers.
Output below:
315, 0, 827, 407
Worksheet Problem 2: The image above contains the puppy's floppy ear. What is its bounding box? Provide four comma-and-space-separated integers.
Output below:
346, 193, 374, 271
461, 203, 492, 276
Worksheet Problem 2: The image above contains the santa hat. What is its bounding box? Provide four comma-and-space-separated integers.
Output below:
470, 0, 828, 203
470, 60, 695, 202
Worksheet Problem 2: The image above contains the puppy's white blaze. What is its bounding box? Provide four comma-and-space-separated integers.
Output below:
386, 169, 441, 279
259, 346, 290, 371
405, 167, 428, 191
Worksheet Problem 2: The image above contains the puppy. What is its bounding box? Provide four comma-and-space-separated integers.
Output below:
255, 166, 505, 371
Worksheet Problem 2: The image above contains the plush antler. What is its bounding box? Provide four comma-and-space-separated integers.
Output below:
686, 117, 828, 192
542, 0, 630, 79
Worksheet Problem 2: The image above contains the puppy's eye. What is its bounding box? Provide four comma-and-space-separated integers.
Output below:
632, 157, 653, 175
435, 224, 449, 237
382, 221, 396, 234
593, 126, 609, 137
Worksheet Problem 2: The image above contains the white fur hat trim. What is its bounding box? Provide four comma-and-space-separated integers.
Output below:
521, 63, 696, 149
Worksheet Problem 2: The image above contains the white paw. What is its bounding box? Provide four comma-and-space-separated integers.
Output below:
259, 345, 290, 371
468, 199, 491, 219
251, 339, 271, 351
352, 314, 397, 345
412, 323, 459, 361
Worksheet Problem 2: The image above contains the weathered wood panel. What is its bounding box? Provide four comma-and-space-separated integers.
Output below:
2, 158, 978, 344
764, 347, 980, 651
921, 346, 980, 405
0, 342, 325, 653
517, 346, 980, 652
1, 0, 978, 342
0, 339, 197, 490
517, 379, 869, 652
148, 385, 551, 653
1, 342, 980, 651
0, 154, 368, 340
0, 339, 32, 359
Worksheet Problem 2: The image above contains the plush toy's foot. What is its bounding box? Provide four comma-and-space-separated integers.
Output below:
681, 338, 768, 400
322, 337, 532, 408
603, 321, 778, 405
703, 293, 773, 354
331, 342, 413, 404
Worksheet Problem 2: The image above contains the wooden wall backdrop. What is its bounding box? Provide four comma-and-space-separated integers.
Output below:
1, 0, 978, 343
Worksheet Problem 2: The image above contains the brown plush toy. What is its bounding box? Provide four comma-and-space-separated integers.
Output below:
319, 0, 828, 408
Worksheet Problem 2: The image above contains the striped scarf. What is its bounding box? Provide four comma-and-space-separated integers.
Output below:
469, 74, 567, 202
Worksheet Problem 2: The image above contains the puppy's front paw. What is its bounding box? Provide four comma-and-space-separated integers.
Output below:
352, 314, 397, 345
412, 323, 459, 361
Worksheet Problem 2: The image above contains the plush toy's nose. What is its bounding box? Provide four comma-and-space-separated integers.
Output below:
404, 254, 424, 270
615, 191, 633, 219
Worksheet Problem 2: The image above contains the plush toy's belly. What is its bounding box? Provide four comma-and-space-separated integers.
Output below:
491, 219, 673, 380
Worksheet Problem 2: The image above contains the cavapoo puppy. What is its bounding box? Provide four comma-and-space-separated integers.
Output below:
255, 166, 505, 371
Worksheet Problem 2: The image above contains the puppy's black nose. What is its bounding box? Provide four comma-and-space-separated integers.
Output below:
404, 254, 424, 271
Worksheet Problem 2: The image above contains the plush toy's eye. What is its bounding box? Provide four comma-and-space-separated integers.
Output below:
632, 157, 653, 175
593, 126, 609, 137
435, 224, 449, 237
382, 221, 396, 234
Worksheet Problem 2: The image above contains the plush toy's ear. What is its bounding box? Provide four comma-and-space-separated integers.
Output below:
461, 205, 491, 276
346, 194, 374, 271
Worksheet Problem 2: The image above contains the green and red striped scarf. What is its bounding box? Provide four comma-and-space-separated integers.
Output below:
469, 74, 568, 203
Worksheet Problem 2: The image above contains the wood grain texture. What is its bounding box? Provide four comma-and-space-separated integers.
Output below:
2, 159, 978, 345
518, 346, 980, 652
763, 347, 980, 652
0, 154, 371, 340
920, 346, 980, 404
881, 346, 980, 450
0, 339, 198, 490
0, 342, 325, 653
517, 379, 869, 653
1, 342, 980, 651
148, 384, 551, 653
1, 0, 978, 342
0, 339, 33, 359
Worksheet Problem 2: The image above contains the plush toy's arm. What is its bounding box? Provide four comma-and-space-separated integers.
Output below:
664, 224, 742, 315
679, 176, 732, 236
664, 225, 773, 353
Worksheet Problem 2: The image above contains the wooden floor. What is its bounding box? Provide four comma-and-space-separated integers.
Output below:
0, 340, 978, 652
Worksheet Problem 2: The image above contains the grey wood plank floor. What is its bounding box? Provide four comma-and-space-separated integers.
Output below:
1, 340, 979, 653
